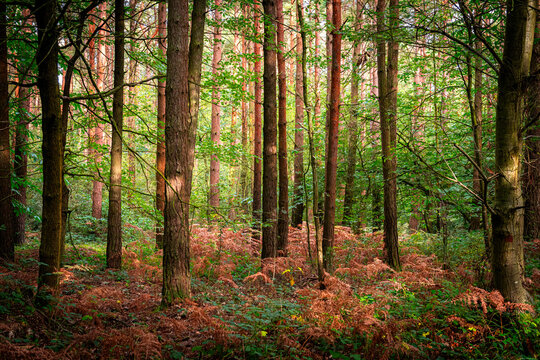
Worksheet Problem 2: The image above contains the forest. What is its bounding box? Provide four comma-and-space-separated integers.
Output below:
0, 0, 539, 358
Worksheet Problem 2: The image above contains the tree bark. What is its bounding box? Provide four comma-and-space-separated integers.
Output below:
162, 0, 206, 305
106, 0, 125, 270
127, 0, 138, 200
523, 6, 540, 242
291, 29, 304, 229
261, 0, 278, 259
342, 0, 362, 227
209, 0, 222, 212
322, 0, 341, 272
276, 0, 288, 255
377, 0, 401, 270
252, 4, 263, 240
492, 0, 535, 304
155, 0, 166, 249
36, 0, 63, 287
0, 1, 14, 261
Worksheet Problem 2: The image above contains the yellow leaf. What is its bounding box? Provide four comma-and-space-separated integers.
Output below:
282, 269, 291, 275
290, 277, 295, 286
260, 331, 267, 337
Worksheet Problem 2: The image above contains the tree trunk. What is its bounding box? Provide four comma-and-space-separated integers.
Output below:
106, 0, 125, 270
209, 0, 222, 212
36, 0, 63, 287
155, 1, 166, 249
162, 0, 206, 305
342, 0, 362, 227
291, 29, 304, 229
91, 3, 106, 219
127, 0, 138, 200
377, 0, 401, 270
239, 4, 249, 204
14, 75, 30, 246
252, 4, 263, 240
523, 7, 540, 242
322, 0, 341, 272
0, 1, 14, 261
261, 0, 278, 259
491, 0, 535, 304
276, 0, 288, 255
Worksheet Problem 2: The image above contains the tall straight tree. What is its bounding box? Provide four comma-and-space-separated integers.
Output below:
342, 0, 362, 226
106, 0, 125, 269
252, 3, 263, 240
276, 0, 288, 255
291, 27, 304, 229
155, 0, 166, 249
492, 0, 535, 304
0, 1, 14, 261
261, 0, 278, 259
162, 0, 206, 304
376, 0, 401, 270
209, 0, 222, 212
35, 0, 63, 287
321, 0, 341, 271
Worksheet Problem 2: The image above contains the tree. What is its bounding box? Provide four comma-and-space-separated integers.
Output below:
322, 0, 342, 271
0, 0, 14, 261
162, 0, 206, 304
291, 26, 304, 229
261, 0, 278, 259
35, 0, 63, 288
252, 3, 263, 240
491, 0, 536, 303
155, 0, 166, 249
276, 0, 288, 255
209, 0, 222, 213
523, 8, 539, 242
106, 0, 125, 269
376, 0, 401, 270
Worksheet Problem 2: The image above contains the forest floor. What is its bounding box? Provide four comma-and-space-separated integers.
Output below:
0, 225, 539, 359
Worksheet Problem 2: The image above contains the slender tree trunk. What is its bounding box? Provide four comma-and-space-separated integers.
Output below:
252, 4, 263, 240
297, 0, 324, 282
127, 0, 138, 200
106, 0, 125, 269
370, 66, 382, 231
377, 0, 401, 270
209, 0, 222, 212
523, 7, 540, 242
261, 0, 278, 259
91, 3, 106, 219
155, 1, 166, 249
14, 75, 30, 246
492, 0, 535, 303
342, 0, 362, 227
36, 0, 63, 287
321, 0, 341, 272
276, 0, 288, 255
239, 4, 249, 204
0, 1, 14, 261
162, 0, 206, 305
291, 29, 304, 229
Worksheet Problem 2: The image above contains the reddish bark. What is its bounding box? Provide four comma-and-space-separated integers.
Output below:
252, 4, 263, 239
276, 0, 288, 255
322, 0, 341, 272
291, 29, 304, 229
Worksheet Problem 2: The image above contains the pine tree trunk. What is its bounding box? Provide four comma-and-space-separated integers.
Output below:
322, 0, 341, 272
261, 0, 278, 259
155, 1, 166, 249
127, 0, 138, 201
252, 4, 263, 240
162, 0, 206, 305
276, 0, 288, 255
36, 0, 63, 287
0, 1, 14, 261
209, 0, 222, 212
492, 0, 535, 304
291, 29, 304, 229
106, 0, 125, 269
